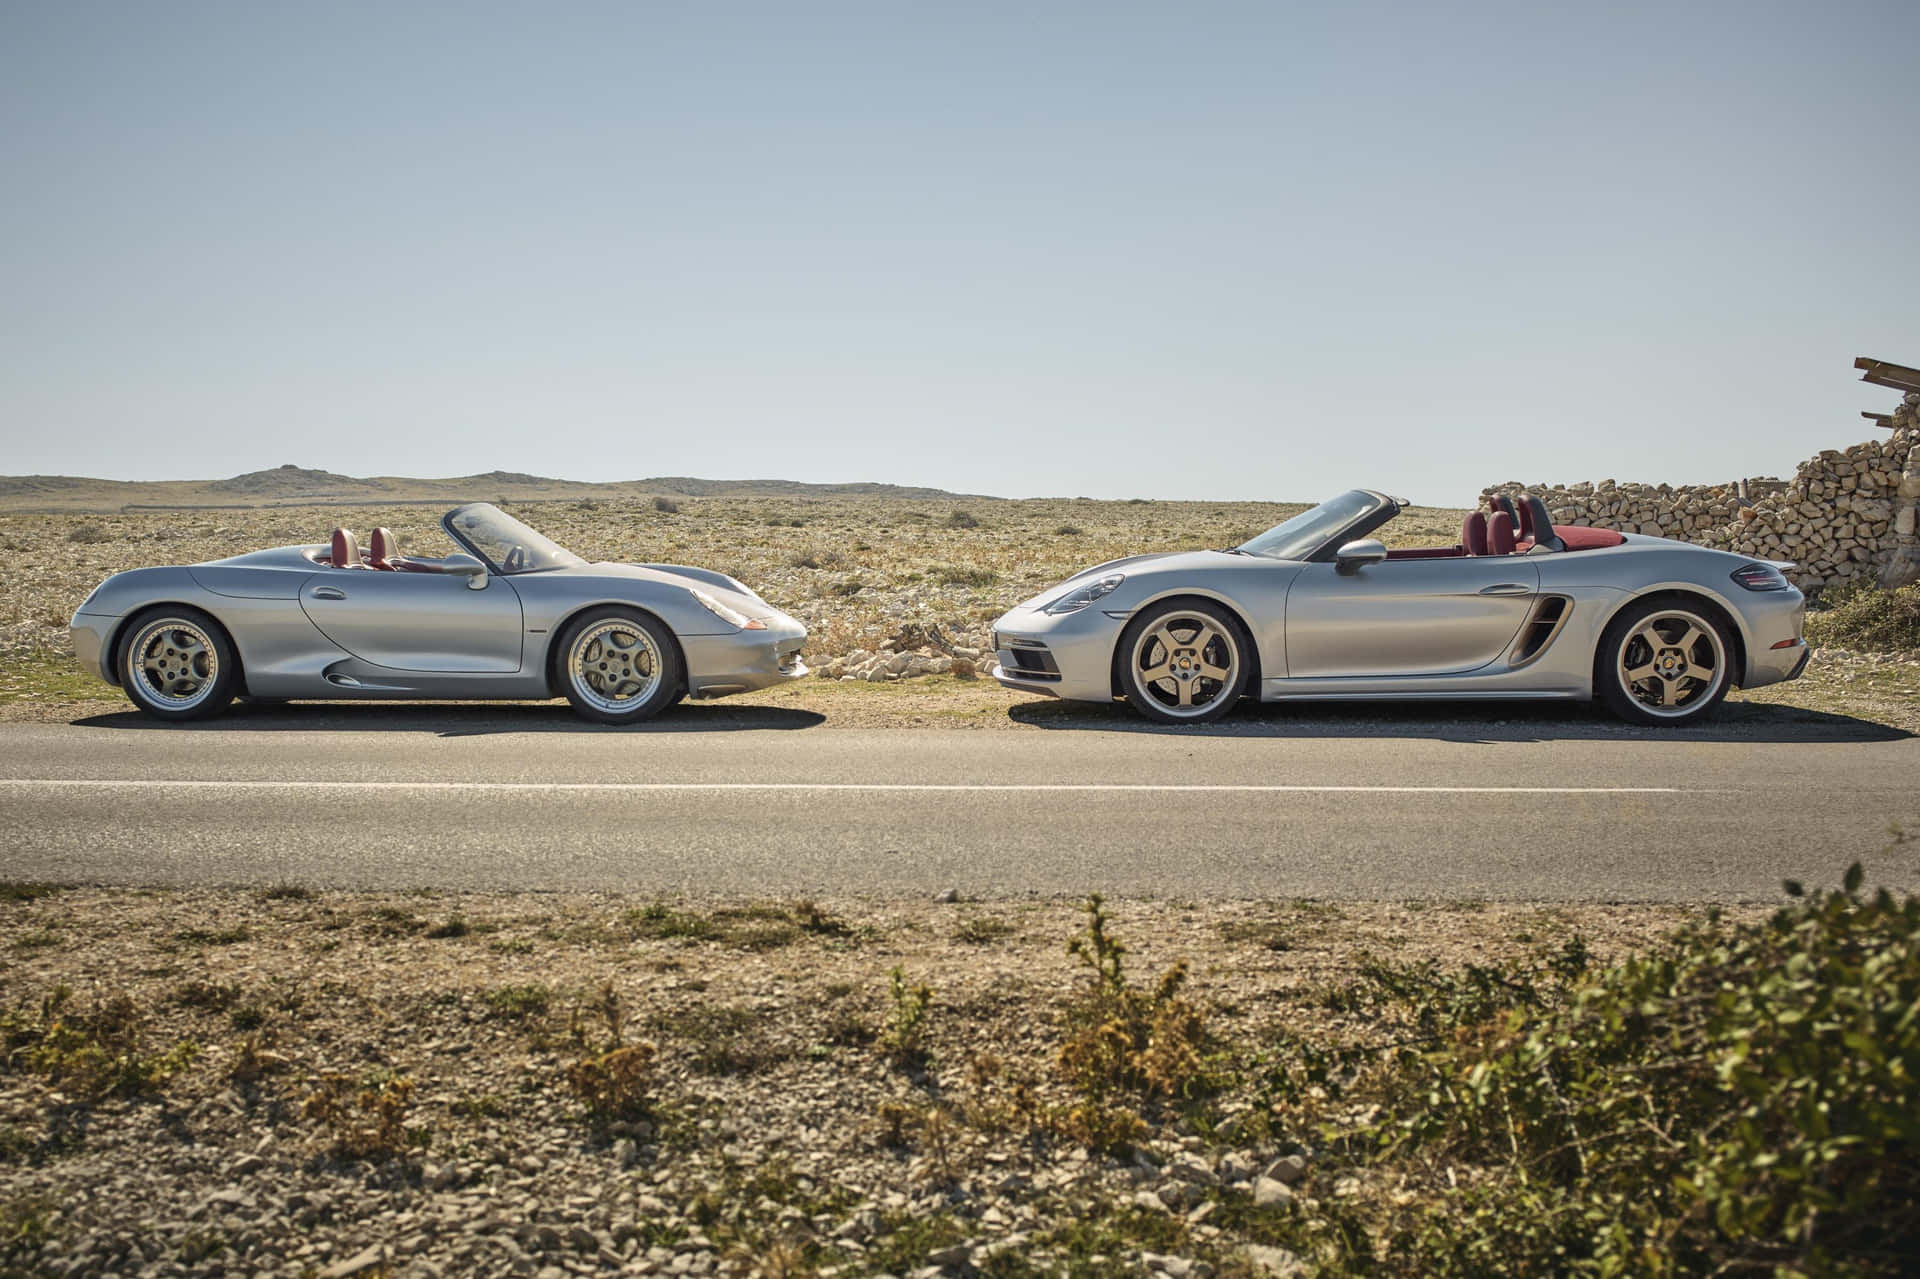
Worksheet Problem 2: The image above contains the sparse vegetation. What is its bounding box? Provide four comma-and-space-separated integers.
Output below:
1808, 581, 1920, 652
2, 880, 1913, 1274
1, 987, 199, 1101
302, 1070, 425, 1160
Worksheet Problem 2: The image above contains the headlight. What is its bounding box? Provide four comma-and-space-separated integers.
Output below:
1043, 573, 1126, 615
691, 589, 769, 630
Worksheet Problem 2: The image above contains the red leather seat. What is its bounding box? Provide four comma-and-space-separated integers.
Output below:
1487, 511, 1517, 556
366, 527, 399, 571
1461, 511, 1489, 556
329, 528, 368, 569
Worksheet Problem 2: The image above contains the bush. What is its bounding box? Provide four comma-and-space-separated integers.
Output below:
652, 496, 680, 513
944, 510, 980, 529
1807, 582, 1920, 652
1047, 896, 1221, 1151
302, 1070, 424, 1160
1273, 862, 1920, 1276
66, 525, 109, 544
935, 565, 998, 587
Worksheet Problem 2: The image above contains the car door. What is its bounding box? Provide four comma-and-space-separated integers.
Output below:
298, 572, 524, 673
1283, 557, 1541, 677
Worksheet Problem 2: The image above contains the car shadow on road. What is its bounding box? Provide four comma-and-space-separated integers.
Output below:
69, 701, 827, 736
1006, 697, 1911, 744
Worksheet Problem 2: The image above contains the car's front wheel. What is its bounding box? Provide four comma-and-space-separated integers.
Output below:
118, 607, 238, 722
1597, 598, 1733, 727
1117, 600, 1252, 724
557, 608, 684, 725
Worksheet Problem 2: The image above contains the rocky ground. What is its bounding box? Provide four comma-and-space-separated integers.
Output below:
0, 887, 1748, 1279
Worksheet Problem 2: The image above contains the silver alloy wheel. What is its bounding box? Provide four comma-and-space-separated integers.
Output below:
129, 619, 221, 711
1130, 610, 1241, 719
567, 619, 663, 714
1615, 608, 1725, 718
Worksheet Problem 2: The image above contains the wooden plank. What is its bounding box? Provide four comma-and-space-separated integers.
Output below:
1853, 355, 1920, 394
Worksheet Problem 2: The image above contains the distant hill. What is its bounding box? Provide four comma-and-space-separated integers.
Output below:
0, 464, 985, 512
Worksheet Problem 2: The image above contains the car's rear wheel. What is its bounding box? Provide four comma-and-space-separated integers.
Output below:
1118, 600, 1251, 724
1597, 599, 1732, 727
557, 608, 683, 725
118, 607, 238, 722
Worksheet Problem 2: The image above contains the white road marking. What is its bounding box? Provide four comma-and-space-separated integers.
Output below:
0, 779, 1715, 795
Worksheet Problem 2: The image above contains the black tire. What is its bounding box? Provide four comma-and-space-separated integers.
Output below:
1116, 599, 1252, 725
1596, 597, 1733, 727
117, 606, 238, 722
555, 608, 684, 725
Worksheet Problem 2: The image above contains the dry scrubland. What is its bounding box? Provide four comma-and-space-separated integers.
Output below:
3, 873, 1916, 1278
0, 885, 1765, 1278
2, 496, 1916, 729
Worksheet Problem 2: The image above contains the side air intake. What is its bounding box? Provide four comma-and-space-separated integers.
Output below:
1510, 597, 1571, 667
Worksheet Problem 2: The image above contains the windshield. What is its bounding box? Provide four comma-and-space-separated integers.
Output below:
443, 503, 586, 575
1236, 490, 1391, 561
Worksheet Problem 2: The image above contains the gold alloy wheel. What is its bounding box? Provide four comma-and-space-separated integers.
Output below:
1129, 609, 1241, 718
568, 619, 663, 714
129, 619, 221, 710
1615, 608, 1726, 718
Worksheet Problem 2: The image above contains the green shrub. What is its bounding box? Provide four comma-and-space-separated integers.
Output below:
1058, 895, 1219, 1109
880, 966, 933, 1064
1273, 863, 1920, 1276
1807, 582, 1920, 652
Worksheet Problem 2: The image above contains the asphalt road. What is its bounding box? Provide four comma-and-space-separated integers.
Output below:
2, 707, 1915, 901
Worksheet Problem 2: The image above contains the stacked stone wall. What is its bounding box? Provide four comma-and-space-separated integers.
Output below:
1485, 393, 1920, 593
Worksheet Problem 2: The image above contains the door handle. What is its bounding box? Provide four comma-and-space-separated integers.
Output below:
311, 587, 347, 600
1478, 583, 1532, 596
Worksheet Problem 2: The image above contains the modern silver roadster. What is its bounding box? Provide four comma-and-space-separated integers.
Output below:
990, 489, 1810, 726
70, 503, 808, 723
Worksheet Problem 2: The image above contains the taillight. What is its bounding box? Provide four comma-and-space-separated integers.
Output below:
1731, 563, 1790, 592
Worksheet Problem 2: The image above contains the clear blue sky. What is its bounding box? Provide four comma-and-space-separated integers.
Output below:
3, 1, 1916, 500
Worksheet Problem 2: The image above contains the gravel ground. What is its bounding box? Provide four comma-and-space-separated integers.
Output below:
0, 888, 1747, 1278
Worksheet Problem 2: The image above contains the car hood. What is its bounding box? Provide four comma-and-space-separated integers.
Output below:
1011, 549, 1247, 612
547, 561, 778, 617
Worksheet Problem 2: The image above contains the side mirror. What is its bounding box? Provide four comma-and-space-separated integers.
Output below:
444, 552, 489, 589
1334, 539, 1388, 574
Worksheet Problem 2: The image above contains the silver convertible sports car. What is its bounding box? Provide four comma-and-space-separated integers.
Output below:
990, 489, 1810, 726
70, 503, 808, 724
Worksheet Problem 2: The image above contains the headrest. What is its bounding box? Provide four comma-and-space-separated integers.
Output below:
1487, 511, 1516, 556
1461, 511, 1489, 556
367, 527, 398, 568
329, 527, 363, 568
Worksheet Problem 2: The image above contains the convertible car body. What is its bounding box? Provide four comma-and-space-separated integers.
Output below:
70, 503, 807, 723
990, 489, 1810, 726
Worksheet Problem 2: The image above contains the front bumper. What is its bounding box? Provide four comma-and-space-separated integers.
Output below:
987, 604, 1125, 703
679, 617, 809, 699
69, 612, 114, 684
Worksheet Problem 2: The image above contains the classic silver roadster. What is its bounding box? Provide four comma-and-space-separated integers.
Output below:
990, 489, 1810, 726
70, 503, 807, 723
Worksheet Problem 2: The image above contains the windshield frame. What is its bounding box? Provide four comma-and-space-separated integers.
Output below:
441, 503, 588, 576
1235, 490, 1402, 563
